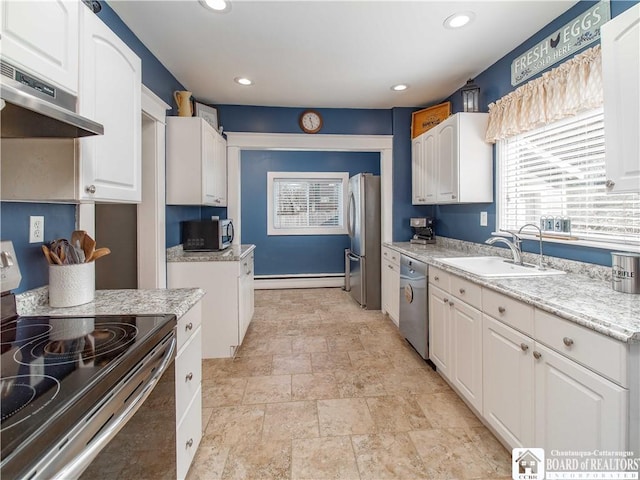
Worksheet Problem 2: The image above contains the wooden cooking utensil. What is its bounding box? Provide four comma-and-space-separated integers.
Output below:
49, 249, 63, 265
88, 247, 111, 262
41, 245, 53, 265
83, 235, 96, 263
71, 230, 86, 250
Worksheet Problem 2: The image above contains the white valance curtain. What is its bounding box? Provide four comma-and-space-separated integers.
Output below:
485, 45, 603, 143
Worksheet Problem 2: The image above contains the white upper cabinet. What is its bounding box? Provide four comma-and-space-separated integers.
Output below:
411, 113, 492, 205
1, 0, 80, 94
166, 117, 227, 206
78, 5, 141, 202
602, 3, 640, 194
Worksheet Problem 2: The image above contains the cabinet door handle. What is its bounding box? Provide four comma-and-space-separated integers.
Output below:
387, 264, 394, 270
443, 298, 449, 304
85, 185, 96, 194
605, 179, 615, 189
186, 372, 193, 382
459, 288, 465, 294
434, 276, 439, 281
451, 194, 457, 199
449, 301, 455, 307
520, 343, 529, 352
185, 322, 193, 331
533, 351, 542, 360
186, 438, 194, 448
498, 306, 506, 314
563, 337, 574, 347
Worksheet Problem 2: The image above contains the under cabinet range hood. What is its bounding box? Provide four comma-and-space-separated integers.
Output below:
0, 60, 104, 138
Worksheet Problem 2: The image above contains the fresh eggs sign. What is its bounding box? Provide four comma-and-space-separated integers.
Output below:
510, 1, 610, 86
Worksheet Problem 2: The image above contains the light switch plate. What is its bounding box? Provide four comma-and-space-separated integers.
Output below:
480, 211, 488, 227
29, 216, 44, 243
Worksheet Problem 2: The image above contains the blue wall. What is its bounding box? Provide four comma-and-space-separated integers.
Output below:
436, 0, 639, 266
241, 150, 380, 275
0, 203, 76, 293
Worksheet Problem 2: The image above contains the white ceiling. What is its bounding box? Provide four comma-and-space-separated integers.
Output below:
109, 0, 578, 109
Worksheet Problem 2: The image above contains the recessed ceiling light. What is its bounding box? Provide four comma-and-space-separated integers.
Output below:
391, 84, 409, 91
234, 77, 253, 86
199, 0, 231, 13
443, 11, 475, 29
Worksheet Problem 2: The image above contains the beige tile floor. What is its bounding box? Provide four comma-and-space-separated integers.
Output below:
187, 288, 512, 480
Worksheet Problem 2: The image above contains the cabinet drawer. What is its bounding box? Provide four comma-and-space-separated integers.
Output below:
382, 247, 401, 266
429, 266, 450, 291
240, 253, 254, 277
482, 289, 534, 336
175, 327, 202, 422
176, 385, 202, 480
177, 301, 202, 352
535, 310, 628, 387
450, 274, 481, 310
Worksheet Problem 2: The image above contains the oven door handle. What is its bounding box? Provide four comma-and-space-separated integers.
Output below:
52, 335, 176, 480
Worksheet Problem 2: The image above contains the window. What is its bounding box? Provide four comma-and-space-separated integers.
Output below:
497, 108, 640, 249
267, 172, 349, 235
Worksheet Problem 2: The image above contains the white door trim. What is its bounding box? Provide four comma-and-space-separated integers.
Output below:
225, 132, 394, 246
138, 85, 170, 288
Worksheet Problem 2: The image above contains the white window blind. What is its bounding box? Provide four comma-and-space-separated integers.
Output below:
497, 108, 640, 248
267, 172, 348, 235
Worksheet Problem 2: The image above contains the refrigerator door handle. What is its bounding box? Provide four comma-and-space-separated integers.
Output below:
343, 249, 351, 292
347, 192, 356, 237
347, 252, 360, 261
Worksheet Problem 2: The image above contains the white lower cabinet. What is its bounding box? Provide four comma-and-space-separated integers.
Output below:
478, 288, 629, 452
381, 247, 400, 325
534, 342, 627, 451
174, 301, 202, 479
426, 265, 631, 453
428, 267, 483, 412
483, 314, 535, 448
168, 253, 255, 358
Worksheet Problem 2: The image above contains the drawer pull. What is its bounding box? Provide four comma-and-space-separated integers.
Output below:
498, 306, 506, 314
520, 343, 529, 352
533, 351, 542, 360
388, 264, 394, 270
449, 301, 455, 307
434, 276, 439, 281
443, 298, 449, 304
186, 438, 194, 448
563, 337, 574, 347
185, 322, 193, 331
186, 372, 193, 382
459, 288, 465, 294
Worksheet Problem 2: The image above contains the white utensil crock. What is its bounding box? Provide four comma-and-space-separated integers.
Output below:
49, 262, 95, 307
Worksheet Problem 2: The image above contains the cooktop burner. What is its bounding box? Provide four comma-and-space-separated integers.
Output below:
0, 313, 176, 475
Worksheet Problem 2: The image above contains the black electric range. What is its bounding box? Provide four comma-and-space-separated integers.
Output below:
0, 313, 177, 479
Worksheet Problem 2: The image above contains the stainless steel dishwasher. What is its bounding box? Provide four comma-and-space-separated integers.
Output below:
399, 255, 429, 359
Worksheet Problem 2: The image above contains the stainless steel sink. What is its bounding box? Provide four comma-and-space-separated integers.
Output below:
437, 256, 566, 278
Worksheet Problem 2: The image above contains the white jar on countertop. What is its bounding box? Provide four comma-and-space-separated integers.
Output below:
48, 262, 95, 307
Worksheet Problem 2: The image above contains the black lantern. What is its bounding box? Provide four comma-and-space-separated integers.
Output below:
461, 79, 480, 112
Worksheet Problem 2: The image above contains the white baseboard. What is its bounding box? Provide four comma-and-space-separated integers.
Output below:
255, 274, 345, 290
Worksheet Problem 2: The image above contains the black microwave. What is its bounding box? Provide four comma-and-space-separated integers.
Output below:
181, 219, 234, 252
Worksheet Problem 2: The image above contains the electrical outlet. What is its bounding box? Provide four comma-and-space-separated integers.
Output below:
29, 216, 44, 243
480, 211, 488, 227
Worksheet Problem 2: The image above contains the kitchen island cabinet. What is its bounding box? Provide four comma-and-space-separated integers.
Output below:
167, 244, 256, 358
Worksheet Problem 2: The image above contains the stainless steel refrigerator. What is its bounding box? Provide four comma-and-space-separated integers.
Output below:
345, 173, 381, 309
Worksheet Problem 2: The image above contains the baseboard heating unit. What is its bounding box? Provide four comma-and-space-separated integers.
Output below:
255, 273, 344, 290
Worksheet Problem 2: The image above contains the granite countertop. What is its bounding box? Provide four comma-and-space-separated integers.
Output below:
167, 244, 255, 262
386, 241, 640, 344
16, 286, 205, 319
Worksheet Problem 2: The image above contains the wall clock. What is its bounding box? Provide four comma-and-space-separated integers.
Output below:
299, 109, 323, 134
